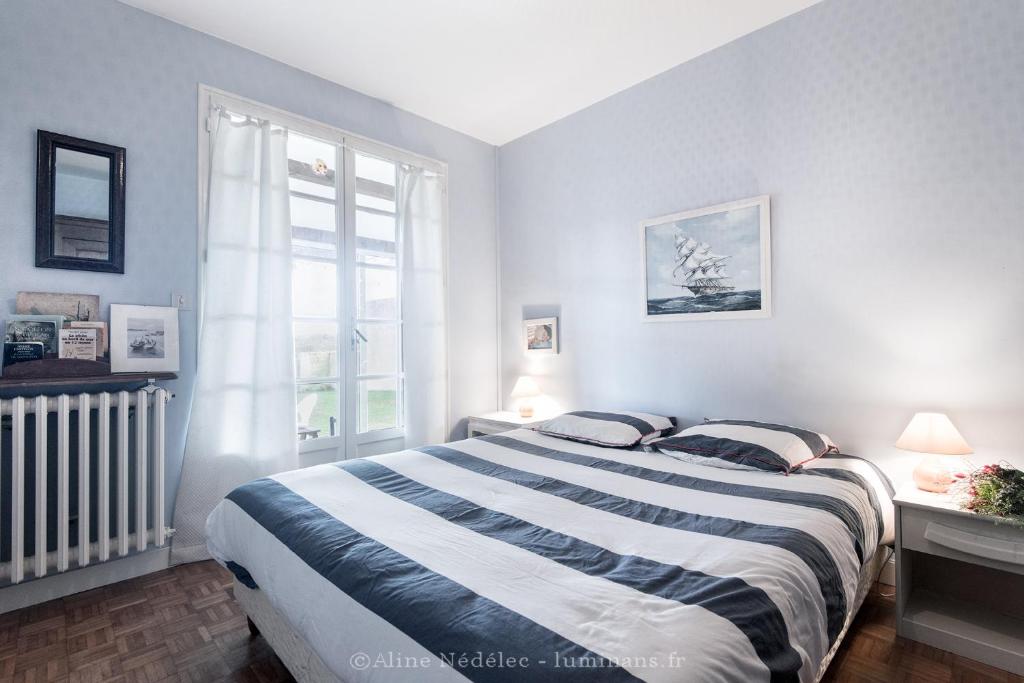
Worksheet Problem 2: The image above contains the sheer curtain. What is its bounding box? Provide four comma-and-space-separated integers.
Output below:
399, 165, 448, 446
171, 111, 298, 564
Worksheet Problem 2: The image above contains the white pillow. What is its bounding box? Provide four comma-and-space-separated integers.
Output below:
654, 448, 761, 471
647, 418, 837, 473
535, 411, 676, 448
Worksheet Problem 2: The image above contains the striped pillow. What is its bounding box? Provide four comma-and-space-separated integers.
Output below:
536, 411, 676, 448
649, 419, 837, 473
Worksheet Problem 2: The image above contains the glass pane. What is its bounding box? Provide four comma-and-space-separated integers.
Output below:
356, 246, 396, 267
293, 260, 337, 317
356, 323, 397, 376
356, 266, 397, 319
356, 209, 395, 242
291, 196, 336, 232
290, 177, 335, 200
292, 226, 336, 259
297, 382, 339, 439
54, 148, 111, 260
359, 377, 398, 432
356, 193, 395, 213
294, 322, 338, 380
355, 154, 395, 186
288, 133, 335, 181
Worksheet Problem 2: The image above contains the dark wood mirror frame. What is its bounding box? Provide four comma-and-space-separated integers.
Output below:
36, 130, 126, 274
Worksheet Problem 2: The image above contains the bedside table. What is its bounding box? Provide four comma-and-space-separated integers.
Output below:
894, 484, 1024, 675
467, 411, 546, 437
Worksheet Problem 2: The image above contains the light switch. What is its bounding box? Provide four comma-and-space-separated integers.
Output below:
171, 292, 191, 311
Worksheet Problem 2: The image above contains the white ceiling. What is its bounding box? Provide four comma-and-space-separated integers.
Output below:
119, 0, 820, 145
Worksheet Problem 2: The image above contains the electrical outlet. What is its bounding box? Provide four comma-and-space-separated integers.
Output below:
171, 292, 191, 310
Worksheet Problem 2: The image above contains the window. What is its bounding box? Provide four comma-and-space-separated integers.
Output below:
288, 135, 404, 443
200, 87, 446, 453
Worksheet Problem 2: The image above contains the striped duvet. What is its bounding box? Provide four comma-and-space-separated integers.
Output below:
206, 429, 893, 683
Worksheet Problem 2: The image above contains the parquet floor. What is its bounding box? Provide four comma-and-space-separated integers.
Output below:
0, 561, 292, 683
1, 562, 1020, 682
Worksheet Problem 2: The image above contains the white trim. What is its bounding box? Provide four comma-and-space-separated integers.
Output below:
356, 427, 406, 445
493, 148, 503, 416
639, 194, 772, 323
441, 170, 452, 440
0, 548, 169, 615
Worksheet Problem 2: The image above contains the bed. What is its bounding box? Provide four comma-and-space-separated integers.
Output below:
206, 428, 894, 683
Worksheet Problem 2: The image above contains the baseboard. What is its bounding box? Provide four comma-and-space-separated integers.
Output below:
0, 547, 170, 614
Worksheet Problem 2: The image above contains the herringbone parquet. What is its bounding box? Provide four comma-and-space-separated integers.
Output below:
2, 563, 1020, 683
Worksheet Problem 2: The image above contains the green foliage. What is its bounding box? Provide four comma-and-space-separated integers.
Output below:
963, 464, 1024, 521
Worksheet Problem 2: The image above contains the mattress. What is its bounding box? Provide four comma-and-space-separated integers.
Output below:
206, 429, 894, 683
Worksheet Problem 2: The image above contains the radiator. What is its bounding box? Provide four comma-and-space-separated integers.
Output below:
0, 387, 171, 585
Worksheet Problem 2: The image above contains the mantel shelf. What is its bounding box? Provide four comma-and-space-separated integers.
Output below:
0, 359, 177, 399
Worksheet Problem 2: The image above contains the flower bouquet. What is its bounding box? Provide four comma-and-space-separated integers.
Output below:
953, 463, 1024, 524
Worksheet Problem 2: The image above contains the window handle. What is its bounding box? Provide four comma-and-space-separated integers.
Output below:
352, 329, 368, 350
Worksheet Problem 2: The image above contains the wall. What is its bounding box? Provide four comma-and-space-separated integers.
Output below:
498, 0, 1024, 474
0, 0, 498, 519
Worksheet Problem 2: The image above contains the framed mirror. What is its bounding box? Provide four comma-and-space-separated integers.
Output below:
36, 130, 125, 273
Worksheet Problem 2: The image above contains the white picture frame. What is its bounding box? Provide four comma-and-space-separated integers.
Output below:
523, 317, 558, 355
110, 304, 180, 373
640, 195, 771, 322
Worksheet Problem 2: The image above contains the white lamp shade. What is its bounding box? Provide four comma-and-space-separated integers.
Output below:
895, 412, 973, 455
510, 376, 540, 399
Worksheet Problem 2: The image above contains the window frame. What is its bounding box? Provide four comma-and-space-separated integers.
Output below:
196, 85, 449, 455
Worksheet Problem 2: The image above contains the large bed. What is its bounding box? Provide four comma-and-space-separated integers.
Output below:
206, 428, 894, 683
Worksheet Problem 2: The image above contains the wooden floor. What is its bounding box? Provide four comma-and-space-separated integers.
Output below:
2, 561, 1020, 682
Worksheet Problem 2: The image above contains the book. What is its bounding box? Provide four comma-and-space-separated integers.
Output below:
69, 320, 108, 355
3, 341, 44, 368
5, 317, 62, 356
59, 328, 97, 360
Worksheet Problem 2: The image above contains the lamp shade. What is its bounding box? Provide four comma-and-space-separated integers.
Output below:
895, 412, 972, 455
510, 376, 540, 399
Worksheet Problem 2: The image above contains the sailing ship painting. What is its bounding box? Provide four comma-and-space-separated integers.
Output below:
642, 195, 771, 321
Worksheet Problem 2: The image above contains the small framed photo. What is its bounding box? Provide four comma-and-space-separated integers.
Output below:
524, 317, 558, 355
110, 304, 179, 373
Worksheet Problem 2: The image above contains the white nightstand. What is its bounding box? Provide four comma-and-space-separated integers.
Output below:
467, 411, 547, 437
894, 484, 1024, 675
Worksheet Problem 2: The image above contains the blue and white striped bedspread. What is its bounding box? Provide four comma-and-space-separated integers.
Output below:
206, 429, 893, 683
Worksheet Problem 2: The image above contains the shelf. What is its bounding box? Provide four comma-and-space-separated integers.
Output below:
0, 359, 176, 398
902, 589, 1024, 675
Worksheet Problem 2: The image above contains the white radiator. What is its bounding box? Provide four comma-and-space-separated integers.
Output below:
1, 387, 170, 585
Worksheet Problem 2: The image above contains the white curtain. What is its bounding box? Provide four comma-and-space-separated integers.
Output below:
171, 112, 298, 564
399, 165, 448, 446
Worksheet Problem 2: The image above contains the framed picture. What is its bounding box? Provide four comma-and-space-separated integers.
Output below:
640, 195, 771, 321
16, 291, 100, 321
110, 304, 179, 373
524, 317, 558, 355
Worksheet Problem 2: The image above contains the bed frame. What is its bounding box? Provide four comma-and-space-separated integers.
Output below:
232, 550, 889, 683
234, 579, 344, 683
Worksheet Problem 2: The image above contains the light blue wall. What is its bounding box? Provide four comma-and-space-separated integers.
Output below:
0, 0, 498, 510
498, 0, 1024, 471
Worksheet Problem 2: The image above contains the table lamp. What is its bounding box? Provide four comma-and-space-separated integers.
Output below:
895, 412, 973, 493
510, 376, 541, 418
